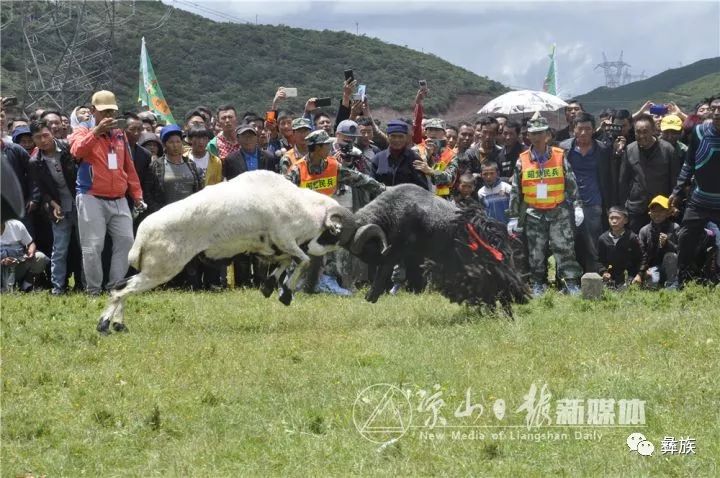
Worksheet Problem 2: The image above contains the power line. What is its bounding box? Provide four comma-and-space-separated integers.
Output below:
172, 0, 255, 25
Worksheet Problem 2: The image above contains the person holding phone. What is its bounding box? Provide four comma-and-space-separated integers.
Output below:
68, 90, 145, 296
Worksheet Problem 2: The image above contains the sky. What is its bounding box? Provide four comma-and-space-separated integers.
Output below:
165, 0, 720, 98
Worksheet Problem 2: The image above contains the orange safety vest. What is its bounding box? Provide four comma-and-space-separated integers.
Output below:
433, 147, 456, 197
520, 146, 565, 209
283, 147, 303, 167
296, 156, 340, 196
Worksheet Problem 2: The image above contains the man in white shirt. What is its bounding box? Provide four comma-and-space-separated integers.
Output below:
1, 219, 49, 292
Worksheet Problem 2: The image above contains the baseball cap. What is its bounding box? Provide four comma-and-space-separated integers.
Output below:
91, 90, 118, 111
159, 124, 183, 143
236, 125, 257, 136
11, 126, 31, 143
527, 112, 550, 133
648, 195, 670, 210
660, 114, 683, 132
305, 129, 335, 146
291, 118, 312, 131
387, 120, 409, 135
424, 118, 445, 130
336, 119, 360, 137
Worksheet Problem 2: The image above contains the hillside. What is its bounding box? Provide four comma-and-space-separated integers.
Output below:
0, 1, 506, 120
576, 57, 720, 114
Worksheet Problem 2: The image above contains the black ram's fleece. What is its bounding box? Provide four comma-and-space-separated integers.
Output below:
351, 184, 529, 314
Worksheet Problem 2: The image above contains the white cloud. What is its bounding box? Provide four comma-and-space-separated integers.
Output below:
168, 1, 720, 96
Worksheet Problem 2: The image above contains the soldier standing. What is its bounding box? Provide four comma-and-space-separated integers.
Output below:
507, 113, 584, 296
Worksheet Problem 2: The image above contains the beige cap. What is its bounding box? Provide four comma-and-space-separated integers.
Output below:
91, 90, 118, 111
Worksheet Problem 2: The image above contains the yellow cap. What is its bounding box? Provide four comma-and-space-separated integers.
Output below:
648, 195, 669, 210
91, 90, 118, 111
660, 114, 682, 132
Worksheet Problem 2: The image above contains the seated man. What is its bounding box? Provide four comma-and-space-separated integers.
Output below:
634, 196, 679, 289
1, 219, 49, 292
597, 207, 642, 288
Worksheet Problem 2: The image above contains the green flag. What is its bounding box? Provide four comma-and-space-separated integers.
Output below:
138, 37, 176, 125
542, 44, 557, 95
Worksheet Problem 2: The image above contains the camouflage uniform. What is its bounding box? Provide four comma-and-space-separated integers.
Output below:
508, 146, 583, 286
286, 129, 385, 292
278, 118, 313, 175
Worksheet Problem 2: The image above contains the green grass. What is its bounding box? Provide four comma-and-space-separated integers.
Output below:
2, 285, 719, 477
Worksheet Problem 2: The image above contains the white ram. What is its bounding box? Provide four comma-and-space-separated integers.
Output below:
97, 170, 354, 333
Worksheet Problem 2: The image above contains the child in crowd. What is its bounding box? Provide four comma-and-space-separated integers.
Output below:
597, 206, 642, 287
452, 173, 480, 208
1, 219, 50, 292
477, 162, 511, 223
634, 195, 680, 288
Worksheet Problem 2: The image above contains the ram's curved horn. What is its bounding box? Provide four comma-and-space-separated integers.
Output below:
350, 224, 390, 256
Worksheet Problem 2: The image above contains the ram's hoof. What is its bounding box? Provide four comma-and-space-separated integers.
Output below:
112, 322, 129, 333
365, 291, 380, 303
97, 318, 111, 335
278, 288, 293, 306
260, 278, 276, 298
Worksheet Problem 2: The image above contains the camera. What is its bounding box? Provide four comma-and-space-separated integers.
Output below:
337, 140, 362, 167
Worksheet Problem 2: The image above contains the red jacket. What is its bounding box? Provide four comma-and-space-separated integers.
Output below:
69, 126, 142, 201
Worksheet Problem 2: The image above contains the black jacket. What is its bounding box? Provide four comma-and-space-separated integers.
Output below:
28, 139, 77, 208
2, 140, 38, 204
638, 220, 679, 272
497, 142, 527, 180
597, 229, 642, 282
618, 139, 680, 215
370, 147, 430, 190
129, 143, 153, 196
223, 148, 278, 180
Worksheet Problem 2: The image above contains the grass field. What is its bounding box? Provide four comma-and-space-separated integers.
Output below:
1, 285, 719, 477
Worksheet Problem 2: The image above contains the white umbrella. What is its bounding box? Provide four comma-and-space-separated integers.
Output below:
477, 90, 568, 115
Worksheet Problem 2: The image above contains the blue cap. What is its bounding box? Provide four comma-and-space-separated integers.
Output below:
386, 120, 409, 135
160, 124, 183, 143
11, 126, 31, 143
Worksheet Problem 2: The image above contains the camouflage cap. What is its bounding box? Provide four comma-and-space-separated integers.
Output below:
527, 112, 550, 133
305, 129, 335, 146
424, 118, 445, 130
292, 117, 312, 130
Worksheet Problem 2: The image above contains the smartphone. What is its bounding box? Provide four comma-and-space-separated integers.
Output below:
315, 97, 332, 107
352, 85, 367, 101
2, 96, 18, 107
419, 80, 428, 89
344, 69, 354, 83
649, 103, 668, 116
265, 110, 277, 123
282, 87, 297, 98
114, 118, 127, 129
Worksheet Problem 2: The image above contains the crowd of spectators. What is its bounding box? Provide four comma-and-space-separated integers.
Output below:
1, 84, 718, 298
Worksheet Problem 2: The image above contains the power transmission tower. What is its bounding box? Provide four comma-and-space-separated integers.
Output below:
20, 0, 135, 112
594, 51, 631, 89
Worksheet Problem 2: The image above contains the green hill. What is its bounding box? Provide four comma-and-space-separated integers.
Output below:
0, 1, 506, 120
576, 57, 720, 114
